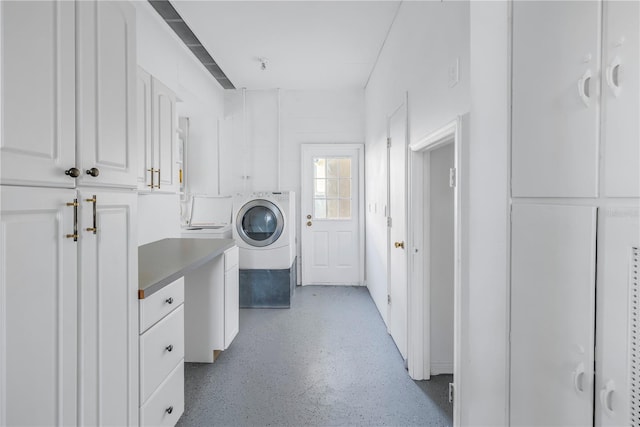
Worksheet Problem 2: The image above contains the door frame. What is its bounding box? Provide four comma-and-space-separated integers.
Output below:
300, 143, 365, 286
407, 115, 468, 427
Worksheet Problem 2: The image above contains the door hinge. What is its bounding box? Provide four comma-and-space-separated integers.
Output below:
387, 294, 391, 304
387, 137, 391, 148
449, 167, 457, 188
449, 383, 455, 403
387, 217, 392, 227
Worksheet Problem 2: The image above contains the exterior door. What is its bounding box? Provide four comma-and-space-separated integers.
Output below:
0, 186, 78, 426
512, 0, 600, 197
511, 204, 596, 426
79, 189, 138, 426
388, 103, 408, 359
76, 0, 137, 188
301, 144, 363, 285
0, 0, 76, 188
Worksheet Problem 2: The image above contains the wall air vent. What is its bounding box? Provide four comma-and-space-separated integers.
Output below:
148, 0, 235, 89
631, 247, 639, 426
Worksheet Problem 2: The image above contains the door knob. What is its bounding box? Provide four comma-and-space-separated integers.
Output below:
64, 167, 81, 178
85, 167, 100, 177
306, 221, 312, 227
394, 241, 405, 249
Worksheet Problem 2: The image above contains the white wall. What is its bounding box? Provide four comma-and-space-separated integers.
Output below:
134, 1, 225, 243
464, 2, 510, 425
364, 0, 470, 324
222, 89, 365, 279
428, 143, 454, 375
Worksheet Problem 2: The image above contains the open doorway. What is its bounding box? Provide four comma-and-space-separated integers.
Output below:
407, 115, 468, 427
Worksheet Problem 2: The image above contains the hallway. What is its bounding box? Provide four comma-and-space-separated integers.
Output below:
177, 286, 453, 426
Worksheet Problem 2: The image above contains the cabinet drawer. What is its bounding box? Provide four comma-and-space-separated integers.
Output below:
140, 305, 184, 404
140, 277, 184, 333
224, 246, 239, 271
140, 361, 184, 427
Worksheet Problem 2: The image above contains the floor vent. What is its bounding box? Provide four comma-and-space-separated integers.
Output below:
631, 247, 639, 426
148, 0, 235, 89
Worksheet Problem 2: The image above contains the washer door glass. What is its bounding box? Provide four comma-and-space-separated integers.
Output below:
237, 200, 284, 247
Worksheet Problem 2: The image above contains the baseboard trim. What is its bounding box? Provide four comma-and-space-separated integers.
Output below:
431, 361, 454, 375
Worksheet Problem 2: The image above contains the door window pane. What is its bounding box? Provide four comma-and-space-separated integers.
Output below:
313, 156, 352, 219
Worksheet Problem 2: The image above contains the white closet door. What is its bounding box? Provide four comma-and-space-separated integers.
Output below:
0, 0, 76, 187
0, 186, 78, 426
151, 78, 178, 193
137, 68, 153, 191
595, 208, 639, 426
512, 1, 600, 197
602, 1, 639, 197
79, 190, 138, 426
76, 0, 137, 189
511, 204, 596, 426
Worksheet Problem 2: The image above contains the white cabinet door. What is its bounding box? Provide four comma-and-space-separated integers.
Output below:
151, 78, 178, 193
595, 208, 639, 426
137, 68, 153, 192
0, 0, 76, 188
510, 204, 597, 426
512, 1, 600, 197
76, 0, 137, 189
224, 247, 240, 349
602, 1, 639, 197
79, 189, 138, 426
0, 186, 78, 426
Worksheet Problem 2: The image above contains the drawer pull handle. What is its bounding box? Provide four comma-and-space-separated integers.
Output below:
165, 297, 174, 304
166, 406, 173, 415
165, 344, 173, 352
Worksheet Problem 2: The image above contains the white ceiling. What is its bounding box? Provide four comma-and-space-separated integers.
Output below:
172, 1, 401, 90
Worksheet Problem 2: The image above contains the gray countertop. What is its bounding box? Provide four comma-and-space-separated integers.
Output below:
138, 238, 236, 299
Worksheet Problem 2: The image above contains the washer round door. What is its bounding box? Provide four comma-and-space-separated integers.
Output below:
236, 199, 284, 247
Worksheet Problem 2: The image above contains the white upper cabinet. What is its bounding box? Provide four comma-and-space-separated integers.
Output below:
512, 1, 600, 198
0, 186, 79, 426
602, 1, 639, 197
510, 204, 597, 426
0, 1, 76, 187
76, 1, 137, 188
137, 73, 179, 193
137, 68, 153, 191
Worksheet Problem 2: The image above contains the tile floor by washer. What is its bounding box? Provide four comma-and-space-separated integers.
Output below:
177, 285, 453, 427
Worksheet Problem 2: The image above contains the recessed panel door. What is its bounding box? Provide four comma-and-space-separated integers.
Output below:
79, 190, 138, 426
152, 78, 178, 192
76, 0, 137, 188
0, 186, 78, 426
512, 1, 600, 197
511, 204, 596, 426
301, 145, 362, 285
0, 0, 76, 187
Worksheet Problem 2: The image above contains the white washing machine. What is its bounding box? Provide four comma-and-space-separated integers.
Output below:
181, 195, 233, 239
233, 191, 296, 270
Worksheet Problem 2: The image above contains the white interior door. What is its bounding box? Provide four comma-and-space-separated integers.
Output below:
0, 0, 76, 187
511, 204, 596, 426
388, 103, 408, 359
0, 186, 78, 426
76, 0, 136, 188
301, 144, 363, 285
79, 190, 138, 426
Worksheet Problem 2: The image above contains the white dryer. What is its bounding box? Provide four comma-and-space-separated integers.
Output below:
233, 191, 295, 270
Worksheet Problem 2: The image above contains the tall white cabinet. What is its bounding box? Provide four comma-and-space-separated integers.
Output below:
1, 1, 139, 426
510, 1, 639, 426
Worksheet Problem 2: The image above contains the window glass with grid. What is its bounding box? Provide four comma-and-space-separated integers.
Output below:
313, 157, 351, 219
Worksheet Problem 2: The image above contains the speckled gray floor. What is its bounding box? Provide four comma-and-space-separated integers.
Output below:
177, 286, 453, 426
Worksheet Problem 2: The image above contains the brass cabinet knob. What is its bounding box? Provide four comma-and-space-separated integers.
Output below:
306, 221, 312, 227
64, 167, 80, 178
85, 167, 100, 177
307, 214, 312, 219
394, 241, 405, 249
